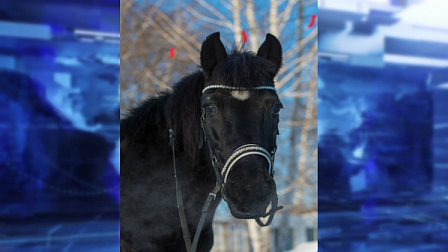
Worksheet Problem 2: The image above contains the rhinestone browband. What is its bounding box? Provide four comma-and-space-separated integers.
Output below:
202, 85, 277, 94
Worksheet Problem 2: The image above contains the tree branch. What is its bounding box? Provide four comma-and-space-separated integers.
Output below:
183, 3, 233, 29
278, 0, 298, 36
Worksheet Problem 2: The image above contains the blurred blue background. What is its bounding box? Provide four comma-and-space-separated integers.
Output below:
0, 0, 120, 251
318, 0, 448, 251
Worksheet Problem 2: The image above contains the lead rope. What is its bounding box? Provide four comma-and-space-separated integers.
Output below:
169, 129, 192, 251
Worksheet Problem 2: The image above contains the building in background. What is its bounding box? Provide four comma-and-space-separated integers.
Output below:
0, 1, 120, 251
318, 0, 448, 251
211, 214, 317, 252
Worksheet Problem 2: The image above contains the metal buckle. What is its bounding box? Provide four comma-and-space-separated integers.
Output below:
169, 129, 173, 146
271, 147, 277, 161
211, 154, 218, 167
201, 114, 205, 123
200, 109, 206, 126
209, 192, 217, 200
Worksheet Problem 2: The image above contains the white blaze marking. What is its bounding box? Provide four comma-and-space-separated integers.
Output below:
231, 90, 250, 100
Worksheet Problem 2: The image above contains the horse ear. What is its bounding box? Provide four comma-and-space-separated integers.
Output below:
257, 33, 282, 78
201, 32, 227, 80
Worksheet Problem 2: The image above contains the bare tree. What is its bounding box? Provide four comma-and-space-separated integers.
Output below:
120, 0, 206, 114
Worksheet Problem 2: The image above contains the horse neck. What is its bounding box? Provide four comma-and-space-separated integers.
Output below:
169, 133, 215, 180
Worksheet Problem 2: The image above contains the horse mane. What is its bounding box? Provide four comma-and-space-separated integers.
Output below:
120, 91, 170, 144
120, 72, 204, 163
166, 71, 205, 162
121, 47, 278, 163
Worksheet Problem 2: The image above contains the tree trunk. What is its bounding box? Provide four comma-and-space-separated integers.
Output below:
269, 0, 279, 37
231, 0, 242, 45
275, 1, 306, 251
245, 0, 259, 51
247, 220, 271, 252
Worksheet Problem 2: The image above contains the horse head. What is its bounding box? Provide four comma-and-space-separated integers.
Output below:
199, 32, 283, 221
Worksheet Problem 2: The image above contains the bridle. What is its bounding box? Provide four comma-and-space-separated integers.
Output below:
200, 111, 276, 201
169, 85, 283, 252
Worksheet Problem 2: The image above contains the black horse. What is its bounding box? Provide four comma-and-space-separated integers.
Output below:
120, 32, 283, 252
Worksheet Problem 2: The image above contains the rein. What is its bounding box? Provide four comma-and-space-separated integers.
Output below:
169, 129, 193, 251
169, 129, 222, 252
169, 85, 283, 252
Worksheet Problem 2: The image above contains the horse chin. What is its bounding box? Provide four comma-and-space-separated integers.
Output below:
227, 200, 273, 220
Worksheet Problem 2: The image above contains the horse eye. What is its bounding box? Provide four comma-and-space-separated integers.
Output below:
272, 106, 281, 117
205, 105, 216, 114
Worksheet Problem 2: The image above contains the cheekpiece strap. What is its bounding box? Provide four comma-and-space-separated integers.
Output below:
202, 85, 277, 94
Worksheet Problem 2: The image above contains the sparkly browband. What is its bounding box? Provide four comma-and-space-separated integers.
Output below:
202, 85, 277, 94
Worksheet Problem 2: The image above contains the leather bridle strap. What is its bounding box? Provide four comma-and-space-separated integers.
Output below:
169, 129, 192, 251
169, 129, 221, 252
255, 193, 283, 227
190, 183, 222, 251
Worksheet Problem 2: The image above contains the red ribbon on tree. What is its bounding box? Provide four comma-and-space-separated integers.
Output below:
308, 14, 317, 28
169, 47, 175, 58
242, 30, 248, 43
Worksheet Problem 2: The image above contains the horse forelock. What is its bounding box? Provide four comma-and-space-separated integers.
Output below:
209, 49, 277, 89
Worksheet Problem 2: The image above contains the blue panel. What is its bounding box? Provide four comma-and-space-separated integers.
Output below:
386, 37, 448, 60
0, 1, 119, 251
0, 55, 15, 69
318, 2, 448, 251
318, 63, 448, 252
0, 21, 51, 40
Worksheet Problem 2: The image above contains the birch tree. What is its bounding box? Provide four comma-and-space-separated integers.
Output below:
238, 0, 317, 251
120, 0, 206, 114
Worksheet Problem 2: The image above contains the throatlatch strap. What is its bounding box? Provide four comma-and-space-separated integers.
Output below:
169, 129, 192, 251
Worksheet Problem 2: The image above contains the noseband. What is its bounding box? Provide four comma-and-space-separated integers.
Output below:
169, 85, 283, 252
201, 120, 276, 201
222, 144, 273, 186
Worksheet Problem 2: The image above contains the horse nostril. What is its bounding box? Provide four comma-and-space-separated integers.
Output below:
241, 206, 249, 212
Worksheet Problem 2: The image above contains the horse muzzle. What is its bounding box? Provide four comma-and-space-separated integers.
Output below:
217, 144, 279, 218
